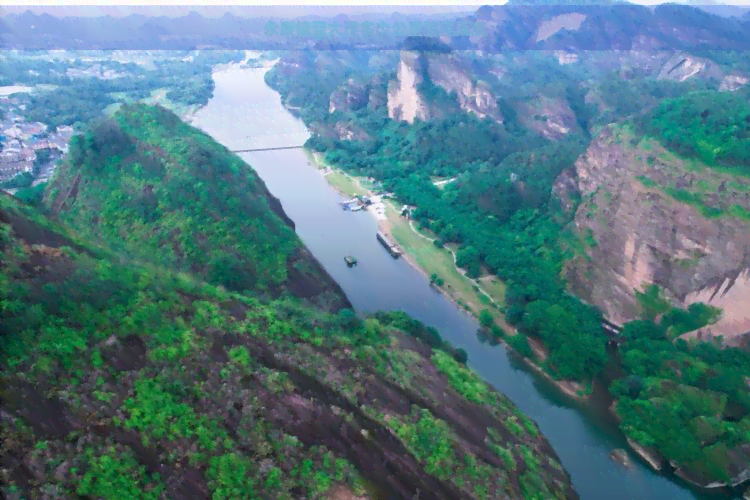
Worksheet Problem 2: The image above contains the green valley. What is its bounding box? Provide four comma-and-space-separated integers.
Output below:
0, 104, 577, 500
264, 42, 750, 488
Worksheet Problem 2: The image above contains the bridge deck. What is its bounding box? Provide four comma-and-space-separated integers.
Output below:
232, 145, 304, 153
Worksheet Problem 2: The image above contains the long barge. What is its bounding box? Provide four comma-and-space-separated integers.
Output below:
376, 231, 401, 259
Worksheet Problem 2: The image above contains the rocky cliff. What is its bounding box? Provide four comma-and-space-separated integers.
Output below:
387, 49, 502, 124
656, 52, 724, 82
720, 74, 750, 92
556, 125, 750, 343
516, 96, 578, 140
468, 3, 750, 52
425, 53, 503, 123
387, 50, 432, 123
329, 78, 370, 114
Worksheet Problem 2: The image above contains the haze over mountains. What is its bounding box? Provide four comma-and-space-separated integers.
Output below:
3, 1, 750, 50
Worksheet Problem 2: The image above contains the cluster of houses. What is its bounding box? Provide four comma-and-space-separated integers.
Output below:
1, 98, 74, 185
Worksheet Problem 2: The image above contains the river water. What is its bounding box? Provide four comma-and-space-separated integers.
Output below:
191, 64, 730, 500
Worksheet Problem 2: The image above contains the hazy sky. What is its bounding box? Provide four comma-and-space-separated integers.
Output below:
1, 3, 480, 18
4, 0, 750, 4
1, 0, 749, 17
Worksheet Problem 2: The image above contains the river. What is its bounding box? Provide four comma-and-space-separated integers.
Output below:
190, 63, 732, 500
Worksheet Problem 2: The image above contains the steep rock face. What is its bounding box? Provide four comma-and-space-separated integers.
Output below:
387, 49, 502, 124
534, 13, 587, 43
469, 4, 750, 52
329, 78, 370, 113
555, 51, 579, 65
426, 53, 503, 123
367, 78, 388, 111
308, 120, 370, 142
556, 126, 750, 340
720, 74, 750, 92
387, 51, 431, 124
656, 52, 723, 82
334, 121, 370, 141
516, 96, 578, 140
682, 269, 750, 346
580, 50, 673, 76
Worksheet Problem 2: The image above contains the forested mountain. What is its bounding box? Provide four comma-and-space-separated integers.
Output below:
263, 26, 750, 486
6, 0, 750, 494
467, 2, 750, 51
43, 104, 349, 312
0, 105, 578, 500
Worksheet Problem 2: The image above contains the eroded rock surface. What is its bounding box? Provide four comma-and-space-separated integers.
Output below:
329, 78, 370, 113
387, 49, 502, 124
656, 53, 723, 82
556, 126, 750, 341
387, 51, 431, 124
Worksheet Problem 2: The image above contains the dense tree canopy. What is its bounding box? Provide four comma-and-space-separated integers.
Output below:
638, 91, 750, 170
613, 305, 750, 483
267, 53, 609, 382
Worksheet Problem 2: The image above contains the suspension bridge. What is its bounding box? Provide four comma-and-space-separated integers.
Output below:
228, 138, 627, 345
231, 145, 305, 153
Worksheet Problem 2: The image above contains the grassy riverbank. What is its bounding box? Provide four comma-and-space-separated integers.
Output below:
305, 150, 511, 330
304, 150, 599, 404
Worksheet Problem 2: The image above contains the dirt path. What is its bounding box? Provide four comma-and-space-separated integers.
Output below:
308, 151, 515, 333
432, 176, 457, 188
407, 219, 501, 308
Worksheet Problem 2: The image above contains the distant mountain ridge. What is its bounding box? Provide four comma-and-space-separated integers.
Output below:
3, 3, 750, 50
468, 2, 750, 51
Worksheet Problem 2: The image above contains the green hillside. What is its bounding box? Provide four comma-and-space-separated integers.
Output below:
0, 108, 577, 500
44, 104, 348, 312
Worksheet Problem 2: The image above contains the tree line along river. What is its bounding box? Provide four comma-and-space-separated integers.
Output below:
189, 62, 732, 500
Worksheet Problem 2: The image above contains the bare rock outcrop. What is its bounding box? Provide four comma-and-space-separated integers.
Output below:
656, 52, 723, 82
425, 53, 502, 123
517, 96, 577, 140
329, 78, 370, 114
387, 51, 431, 124
534, 13, 587, 43
719, 74, 750, 92
334, 121, 369, 142
555, 126, 750, 340
387, 49, 502, 124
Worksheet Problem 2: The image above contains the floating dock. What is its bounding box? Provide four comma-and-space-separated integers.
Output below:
376, 231, 401, 259
341, 198, 366, 211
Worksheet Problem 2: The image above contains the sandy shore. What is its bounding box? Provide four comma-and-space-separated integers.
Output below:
626, 437, 664, 471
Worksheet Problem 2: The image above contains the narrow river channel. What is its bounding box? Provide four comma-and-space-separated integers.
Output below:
190, 63, 731, 500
